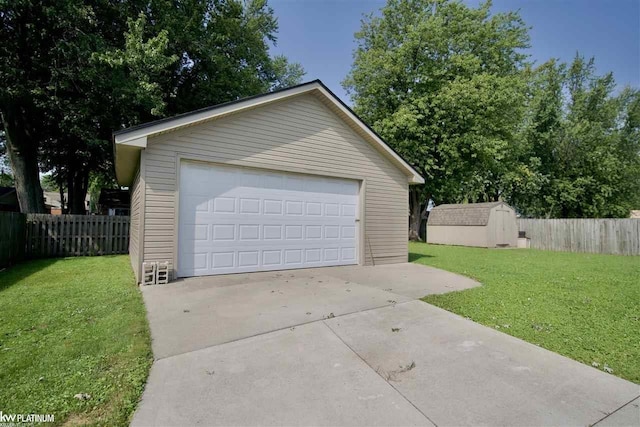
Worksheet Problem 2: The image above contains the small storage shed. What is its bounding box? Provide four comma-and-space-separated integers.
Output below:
427, 202, 517, 248
113, 80, 424, 282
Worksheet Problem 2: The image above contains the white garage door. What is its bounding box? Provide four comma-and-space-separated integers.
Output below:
178, 162, 359, 277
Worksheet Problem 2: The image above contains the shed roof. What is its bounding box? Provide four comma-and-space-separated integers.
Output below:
428, 202, 504, 226
0, 187, 18, 206
112, 80, 424, 186
0, 186, 16, 198
98, 189, 130, 208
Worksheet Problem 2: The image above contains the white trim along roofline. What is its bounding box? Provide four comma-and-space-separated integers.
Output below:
113, 80, 425, 186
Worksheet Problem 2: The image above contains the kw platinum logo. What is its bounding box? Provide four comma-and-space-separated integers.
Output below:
0, 411, 54, 425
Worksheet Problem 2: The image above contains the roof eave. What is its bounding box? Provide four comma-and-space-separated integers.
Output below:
115, 143, 142, 187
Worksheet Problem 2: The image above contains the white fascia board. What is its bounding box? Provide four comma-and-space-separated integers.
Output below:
119, 136, 147, 148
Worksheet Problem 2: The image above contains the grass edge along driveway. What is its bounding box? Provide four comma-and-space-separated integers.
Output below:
0, 256, 152, 426
410, 242, 640, 384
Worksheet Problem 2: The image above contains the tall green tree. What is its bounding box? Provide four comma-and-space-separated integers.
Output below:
343, 0, 529, 239
1, 0, 304, 213
0, 1, 173, 213
508, 56, 640, 218
146, 0, 305, 115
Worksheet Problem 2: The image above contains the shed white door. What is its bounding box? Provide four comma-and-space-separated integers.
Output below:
178, 162, 359, 277
494, 208, 508, 246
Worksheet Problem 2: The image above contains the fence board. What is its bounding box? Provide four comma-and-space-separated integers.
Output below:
518, 219, 640, 255
16, 214, 131, 259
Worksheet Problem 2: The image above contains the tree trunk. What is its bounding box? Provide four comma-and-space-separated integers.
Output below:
0, 104, 45, 213
58, 184, 66, 214
409, 185, 427, 241
67, 167, 89, 214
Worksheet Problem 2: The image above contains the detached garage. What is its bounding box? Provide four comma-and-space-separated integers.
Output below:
114, 80, 424, 282
427, 202, 518, 248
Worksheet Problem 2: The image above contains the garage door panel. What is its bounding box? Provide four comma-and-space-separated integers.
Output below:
239, 198, 261, 214
285, 225, 303, 239
212, 224, 235, 241
237, 250, 258, 267
284, 249, 303, 264
239, 224, 260, 240
263, 199, 283, 215
342, 247, 356, 261
178, 163, 359, 277
212, 252, 234, 269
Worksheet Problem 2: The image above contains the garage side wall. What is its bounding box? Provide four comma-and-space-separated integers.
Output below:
141, 94, 409, 276
129, 168, 143, 282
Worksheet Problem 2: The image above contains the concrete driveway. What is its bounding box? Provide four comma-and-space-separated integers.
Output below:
132, 263, 639, 427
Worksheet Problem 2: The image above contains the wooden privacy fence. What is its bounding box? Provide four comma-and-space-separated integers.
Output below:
0, 212, 130, 267
518, 218, 640, 256
25, 214, 130, 258
0, 212, 26, 268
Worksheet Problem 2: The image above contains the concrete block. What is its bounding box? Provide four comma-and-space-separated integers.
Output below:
156, 262, 170, 285
142, 262, 156, 286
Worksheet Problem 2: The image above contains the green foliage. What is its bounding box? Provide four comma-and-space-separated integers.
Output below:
345, 0, 640, 219
344, 0, 530, 207
270, 55, 307, 90
145, 0, 305, 115
0, 170, 13, 187
88, 171, 118, 213
40, 174, 60, 192
411, 242, 640, 383
0, 256, 152, 425
95, 13, 179, 118
507, 56, 640, 218
0, 0, 304, 213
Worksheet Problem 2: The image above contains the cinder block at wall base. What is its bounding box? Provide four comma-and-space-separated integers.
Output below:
142, 262, 156, 286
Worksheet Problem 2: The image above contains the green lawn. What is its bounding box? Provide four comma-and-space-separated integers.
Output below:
410, 243, 640, 384
0, 256, 152, 426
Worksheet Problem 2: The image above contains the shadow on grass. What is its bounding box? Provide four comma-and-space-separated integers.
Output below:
408, 252, 434, 262
0, 258, 60, 293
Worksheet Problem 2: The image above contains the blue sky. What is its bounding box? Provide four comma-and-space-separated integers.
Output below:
269, 0, 640, 104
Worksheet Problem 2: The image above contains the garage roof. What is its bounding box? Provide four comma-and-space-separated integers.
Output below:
113, 80, 424, 186
428, 202, 504, 226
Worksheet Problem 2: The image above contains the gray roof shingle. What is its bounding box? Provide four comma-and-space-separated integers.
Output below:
427, 202, 503, 226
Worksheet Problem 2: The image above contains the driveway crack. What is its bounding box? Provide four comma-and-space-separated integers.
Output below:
154, 300, 416, 361
590, 395, 640, 426
322, 321, 438, 427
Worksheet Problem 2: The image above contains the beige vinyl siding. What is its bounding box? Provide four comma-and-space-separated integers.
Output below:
427, 226, 488, 248
129, 168, 143, 281
141, 93, 409, 274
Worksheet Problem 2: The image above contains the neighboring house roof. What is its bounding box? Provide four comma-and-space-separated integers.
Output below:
98, 189, 130, 208
428, 202, 505, 226
44, 192, 90, 209
0, 186, 18, 208
44, 191, 63, 209
112, 80, 425, 186
0, 186, 16, 199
